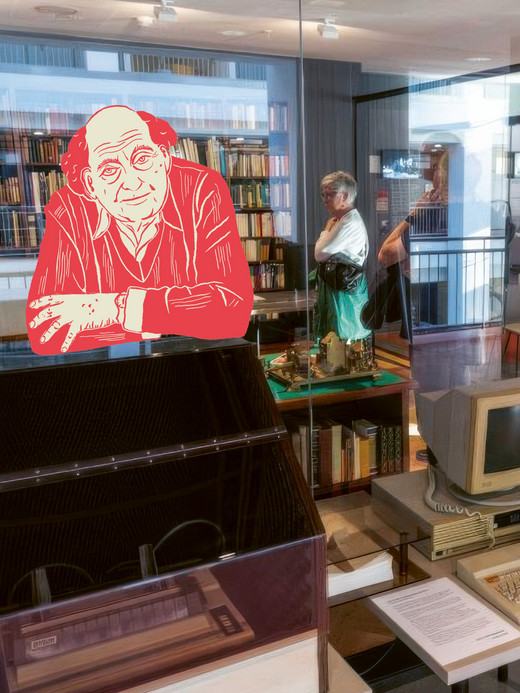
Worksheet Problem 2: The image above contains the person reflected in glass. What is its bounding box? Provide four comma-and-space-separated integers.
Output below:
377, 150, 449, 340
311, 171, 373, 370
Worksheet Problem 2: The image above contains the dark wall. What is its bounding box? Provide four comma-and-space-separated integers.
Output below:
301, 60, 410, 286
301, 59, 362, 243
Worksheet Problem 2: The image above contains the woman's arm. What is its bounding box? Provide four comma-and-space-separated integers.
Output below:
378, 218, 410, 268
314, 217, 338, 262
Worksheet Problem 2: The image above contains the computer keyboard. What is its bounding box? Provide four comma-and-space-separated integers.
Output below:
457, 544, 520, 624
490, 569, 520, 604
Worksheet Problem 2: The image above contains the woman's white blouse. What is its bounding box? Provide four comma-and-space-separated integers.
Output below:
314, 208, 369, 266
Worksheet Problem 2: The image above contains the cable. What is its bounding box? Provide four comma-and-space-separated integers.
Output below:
448, 483, 520, 508
358, 640, 396, 677
424, 465, 495, 548
154, 519, 225, 555
8, 563, 94, 605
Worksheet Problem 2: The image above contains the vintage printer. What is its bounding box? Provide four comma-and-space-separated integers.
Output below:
0, 339, 327, 693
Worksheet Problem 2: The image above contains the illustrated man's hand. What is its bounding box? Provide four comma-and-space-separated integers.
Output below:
29, 293, 119, 353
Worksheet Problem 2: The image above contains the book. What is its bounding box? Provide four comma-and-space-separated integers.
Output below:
342, 426, 354, 482
343, 426, 360, 480
353, 419, 379, 438
310, 422, 322, 489
318, 425, 333, 489
393, 425, 403, 473
330, 422, 343, 485
357, 435, 371, 479
299, 424, 310, 485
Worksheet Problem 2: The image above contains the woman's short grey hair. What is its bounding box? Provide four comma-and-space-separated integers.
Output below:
320, 170, 357, 204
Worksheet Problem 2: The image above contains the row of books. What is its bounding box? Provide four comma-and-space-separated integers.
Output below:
272, 211, 292, 237
170, 102, 267, 132
228, 151, 269, 178
6, 109, 83, 133
270, 181, 290, 207
242, 238, 284, 262
250, 264, 285, 291
0, 209, 42, 248
203, 137, 225, 174
22, 136, 70, 165
236, 212, 273, 239
172, 138, 202, 164
236, 211, 292, 238
286, 416, 403, 488
172, 140, 288, 185
27, 170, 67, 212
268, 154, 290, 177
269, 104, 289, 132
1, 106, 269, 136
230, 181, 270, 208
0, 133, 16, 164
0, 177, 21, 205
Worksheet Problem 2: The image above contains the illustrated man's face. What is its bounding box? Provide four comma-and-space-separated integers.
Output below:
83, 108, 170, 224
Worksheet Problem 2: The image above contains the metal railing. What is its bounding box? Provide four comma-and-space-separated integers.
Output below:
409, 237, 505, 332
409, 204, 448, 237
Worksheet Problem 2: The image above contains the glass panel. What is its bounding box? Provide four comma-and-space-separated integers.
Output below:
0, 337, 328, 693
0, 29, 300, 357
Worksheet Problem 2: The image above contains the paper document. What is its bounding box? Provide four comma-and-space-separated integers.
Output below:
328, 551, 393, 597
371, 577, 520, 666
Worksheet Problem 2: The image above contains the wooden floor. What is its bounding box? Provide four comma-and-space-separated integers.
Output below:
332, 326, 509, 659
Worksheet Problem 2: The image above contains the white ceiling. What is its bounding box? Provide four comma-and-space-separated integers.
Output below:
0, 0, 520, 78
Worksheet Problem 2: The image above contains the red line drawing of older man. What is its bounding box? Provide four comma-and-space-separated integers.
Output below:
26, 105, 253, 354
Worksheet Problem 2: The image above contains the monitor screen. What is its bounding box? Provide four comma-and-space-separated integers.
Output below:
484, 405, 520, 474
381, 149, 422, 179
416, 378, 520, 496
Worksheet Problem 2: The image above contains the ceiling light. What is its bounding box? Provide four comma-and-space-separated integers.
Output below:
154, 0, 177, 23
317, 17, 339, 40
33, 131, 44, 136
135, 15, 154, 28
220, 30, 247, 37
434, 144, 442, 148
465, 57, 491, 62
33, 5, 78, 20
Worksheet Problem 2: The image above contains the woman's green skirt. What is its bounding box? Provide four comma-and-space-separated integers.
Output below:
312, 273, 370, 341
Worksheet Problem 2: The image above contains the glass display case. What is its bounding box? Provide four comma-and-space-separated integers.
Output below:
0, 338, 328, 693
316, 492, 429, 607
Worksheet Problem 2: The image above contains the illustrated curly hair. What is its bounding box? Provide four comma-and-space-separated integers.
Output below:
61, 106, 178, 196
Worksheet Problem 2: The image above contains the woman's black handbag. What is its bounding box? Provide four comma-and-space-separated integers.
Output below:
317, 255, 365, 293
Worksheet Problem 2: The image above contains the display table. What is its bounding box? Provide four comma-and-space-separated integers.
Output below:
369, 573, 520, 693
366, 471, 520, 692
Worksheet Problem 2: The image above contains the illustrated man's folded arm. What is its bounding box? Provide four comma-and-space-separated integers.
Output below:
27, 173, 253, 352
121, 180, 253, 339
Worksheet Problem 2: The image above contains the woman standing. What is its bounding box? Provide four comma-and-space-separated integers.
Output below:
313, 170, 371, 343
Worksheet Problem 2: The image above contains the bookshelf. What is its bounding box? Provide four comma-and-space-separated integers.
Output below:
173, 126, 293, 292
267, 369, 416, 498
0, 129, 71, 253
0, 103, 293, 269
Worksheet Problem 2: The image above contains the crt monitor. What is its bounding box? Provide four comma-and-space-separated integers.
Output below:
416, 377, 520, 496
